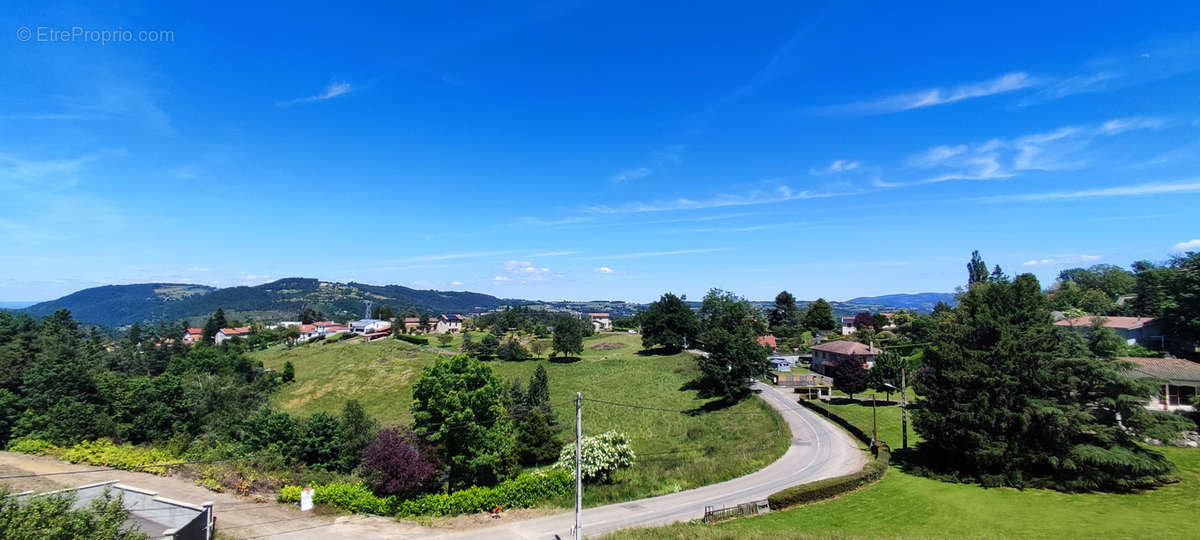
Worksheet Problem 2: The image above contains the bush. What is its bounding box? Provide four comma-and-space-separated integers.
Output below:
277, 485, 302, 503
395, 334, 429, 345
275, 482, 398, 514
7, 438, 56, 455
0, 487, 149, 540
361, 427, 437, 497
553, 431, 635, 483
57, 439, 181, 473
395, 469, 572, 516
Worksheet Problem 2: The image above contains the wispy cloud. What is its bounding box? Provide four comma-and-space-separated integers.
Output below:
586, 248, 727, 260
1171, 239, 1200, 253
982, 179, 1200, 203
613, 167, 652, 183
883, 116, 1165, 187
1022, 255, 1102, 267
584, 185, 852, 214
525, 250, 581, 257
809, 159, 860, 176
818, 72, 1036, 115
594, 267, 615, 274
278, 82, 353, 106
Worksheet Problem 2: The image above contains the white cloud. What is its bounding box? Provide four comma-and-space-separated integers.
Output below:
906, 145, 968, 167
983, 180, 1200, 203
278, 82, 353, 106
1022, 255, 1101, 267
501, 260, 556, 281
820, 72, 1036, 115
809, 159, 860, 176
450, 281, 464, 286
595, 267, 615, 274
1171, 239, 1200, 253
584, 185, 851, 214
613, 167, 652, 183
492, 275, 510, 281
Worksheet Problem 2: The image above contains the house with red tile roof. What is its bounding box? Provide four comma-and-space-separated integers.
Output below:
757, 335, 777, 349
214, 326, 252, 345
588, 313, 612, 332
183, 327, 203, 345
1054, 316, 1162, 346
811, 340, 882, 375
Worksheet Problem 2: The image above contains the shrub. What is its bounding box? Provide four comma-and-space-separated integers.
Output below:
7, 438, 56, 455
57, 439, 181, 473
277, 485, 302, 503
274, 482, 398, 515
395, 469, 572, 517
361, 427, 437, 497
553, 431, 635, 483
0, 487, 149, 540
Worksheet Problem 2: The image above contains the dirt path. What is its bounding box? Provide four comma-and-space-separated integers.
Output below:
0, 452, 433, 539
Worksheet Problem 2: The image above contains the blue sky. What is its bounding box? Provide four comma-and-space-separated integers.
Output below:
2, 1, 1199, 303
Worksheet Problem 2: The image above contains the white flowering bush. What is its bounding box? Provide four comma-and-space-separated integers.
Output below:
553, 431, 636, 483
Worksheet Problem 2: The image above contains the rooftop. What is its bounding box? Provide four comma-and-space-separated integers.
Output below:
1054, 316, 1157, 330
1122, 357, 1200, 384
811, 340, 882, 355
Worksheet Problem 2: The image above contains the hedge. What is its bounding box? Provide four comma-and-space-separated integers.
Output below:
765, 400, 893, 511
396, 469, 572, 516
395, 334, 429, 345
276, 469, 572, 517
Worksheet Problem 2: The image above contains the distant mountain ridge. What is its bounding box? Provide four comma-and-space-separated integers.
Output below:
844, 292, 957, 313
20, 278, 525, 327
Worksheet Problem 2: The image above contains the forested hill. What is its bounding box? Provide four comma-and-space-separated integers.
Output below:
845, 292, 957, 312
20, 278, 522, 327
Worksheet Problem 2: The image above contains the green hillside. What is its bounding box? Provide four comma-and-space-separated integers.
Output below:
22, 277, 520, 327
252, 333, 791, 505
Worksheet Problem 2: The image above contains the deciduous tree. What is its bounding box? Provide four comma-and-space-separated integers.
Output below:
639, 293, 699, 352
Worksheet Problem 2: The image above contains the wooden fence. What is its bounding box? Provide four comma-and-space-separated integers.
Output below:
702, 499, 769, 523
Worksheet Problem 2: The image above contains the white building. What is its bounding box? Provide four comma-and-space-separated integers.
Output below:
214, 326, 252, 345
349, 319, 391, 335
435, 314, 465, 333
588, 313, 612, 332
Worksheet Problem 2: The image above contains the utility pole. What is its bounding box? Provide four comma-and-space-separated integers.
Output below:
575, 392, 582, 540
900, 367, 909, 450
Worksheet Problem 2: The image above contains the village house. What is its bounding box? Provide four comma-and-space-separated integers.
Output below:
588, 313, 613, 332
214, 326, 252, 345
1054, 316, 1163, 346
757, 335, 778, 350
436, 314, 465, 333
296, 324, 319, 341
1123, 356, 1200, 411
183, 327, 203, 345
840, 316, 856, 335
810, 340, 882, 376
349, 318, 391, 335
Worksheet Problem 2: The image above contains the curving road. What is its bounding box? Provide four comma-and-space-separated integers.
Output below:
433, 382, 866, 539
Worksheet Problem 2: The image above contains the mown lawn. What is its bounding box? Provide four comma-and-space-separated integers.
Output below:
253, 333, 790, 506
609, 395, 1200, 539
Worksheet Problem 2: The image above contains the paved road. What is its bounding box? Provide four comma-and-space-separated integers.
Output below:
433, 382, 867, 539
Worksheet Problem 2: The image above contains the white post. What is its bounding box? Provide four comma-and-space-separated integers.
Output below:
575, 392, 583, 540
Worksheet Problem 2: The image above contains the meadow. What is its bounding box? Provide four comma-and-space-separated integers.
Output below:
252, 332, 790, 506
608, 394, 1200, 539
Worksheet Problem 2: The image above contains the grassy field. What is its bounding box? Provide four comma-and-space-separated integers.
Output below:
252, 332, 790, 506
609, 396, 1200, 539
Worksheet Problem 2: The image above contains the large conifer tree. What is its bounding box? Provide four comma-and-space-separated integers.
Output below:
913, 253, 1179, 491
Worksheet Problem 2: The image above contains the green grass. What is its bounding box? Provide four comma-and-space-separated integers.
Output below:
252, 333, 790, 506
609, 396, 1200, 539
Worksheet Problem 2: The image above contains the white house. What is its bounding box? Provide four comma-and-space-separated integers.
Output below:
840, 316, 856, 335
297, 324, 320, 341
214, 326, 252, 345
436, 314, 465, 333
183, 327, 203, 345
589, 313, 612, 332
349, 319, 391, 335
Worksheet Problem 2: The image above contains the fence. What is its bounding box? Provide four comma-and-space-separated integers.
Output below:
702, 499, 769, 523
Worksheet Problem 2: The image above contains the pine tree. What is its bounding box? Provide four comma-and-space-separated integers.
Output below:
968, 250, 989, 285
213, 308, 227, 329
912, 255, 1179, 491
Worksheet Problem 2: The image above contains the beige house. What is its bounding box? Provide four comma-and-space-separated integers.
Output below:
589, 313, 612, 332
1123, 356, 1200, 411
811, 340, 881, 375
